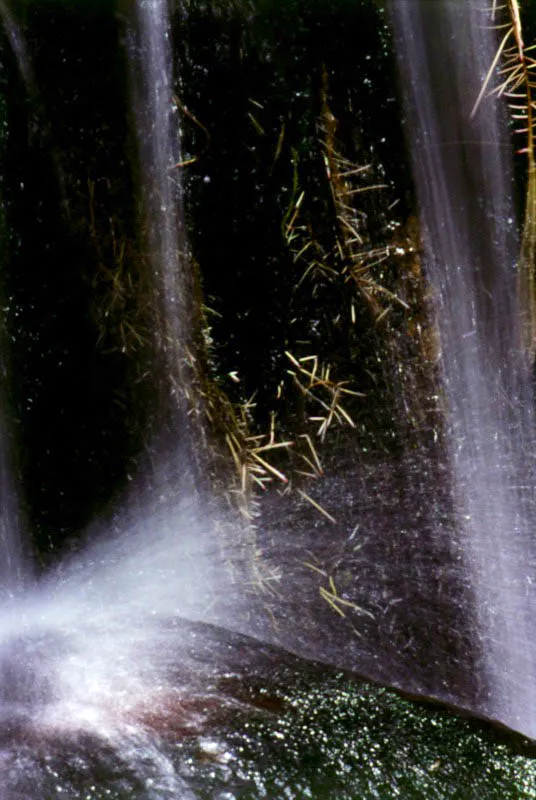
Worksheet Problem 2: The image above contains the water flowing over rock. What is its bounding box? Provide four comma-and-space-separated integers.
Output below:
391, 0, 536, 737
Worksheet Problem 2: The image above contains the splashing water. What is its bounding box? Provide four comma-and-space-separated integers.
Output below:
391, 0, 536, 737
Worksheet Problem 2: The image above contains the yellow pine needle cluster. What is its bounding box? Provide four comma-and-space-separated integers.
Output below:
285, 351, 363, 442
318, 67, 408, 322
304, 561, 374, 620
219, 397, 293, 518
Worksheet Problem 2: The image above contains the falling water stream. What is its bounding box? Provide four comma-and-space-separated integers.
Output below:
126, 0, 197, 490
0, 1, 32, 599
391, 0, 536, 736
0, 1, 260, 794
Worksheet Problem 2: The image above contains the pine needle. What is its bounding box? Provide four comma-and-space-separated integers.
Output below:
470, 26, 513, 118
250, 451, 289, 484
297, 489, 336, 523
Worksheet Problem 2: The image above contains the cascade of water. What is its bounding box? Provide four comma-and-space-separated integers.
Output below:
390, 0, 536, 736
0, 6, 246, 755
0, 0, 250, 774
126, 0, 201, 501
118, 0, 261, 638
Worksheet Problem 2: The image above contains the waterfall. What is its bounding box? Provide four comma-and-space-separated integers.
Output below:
391, 0, 536, 736
126, 0, 201, 500
0, 0, 247, 754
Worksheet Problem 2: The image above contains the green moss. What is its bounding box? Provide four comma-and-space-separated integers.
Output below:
191, 674, 536, 799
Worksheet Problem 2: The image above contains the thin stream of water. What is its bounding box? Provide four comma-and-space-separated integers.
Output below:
0, 0, 35, 597
126, 0, 202, 501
